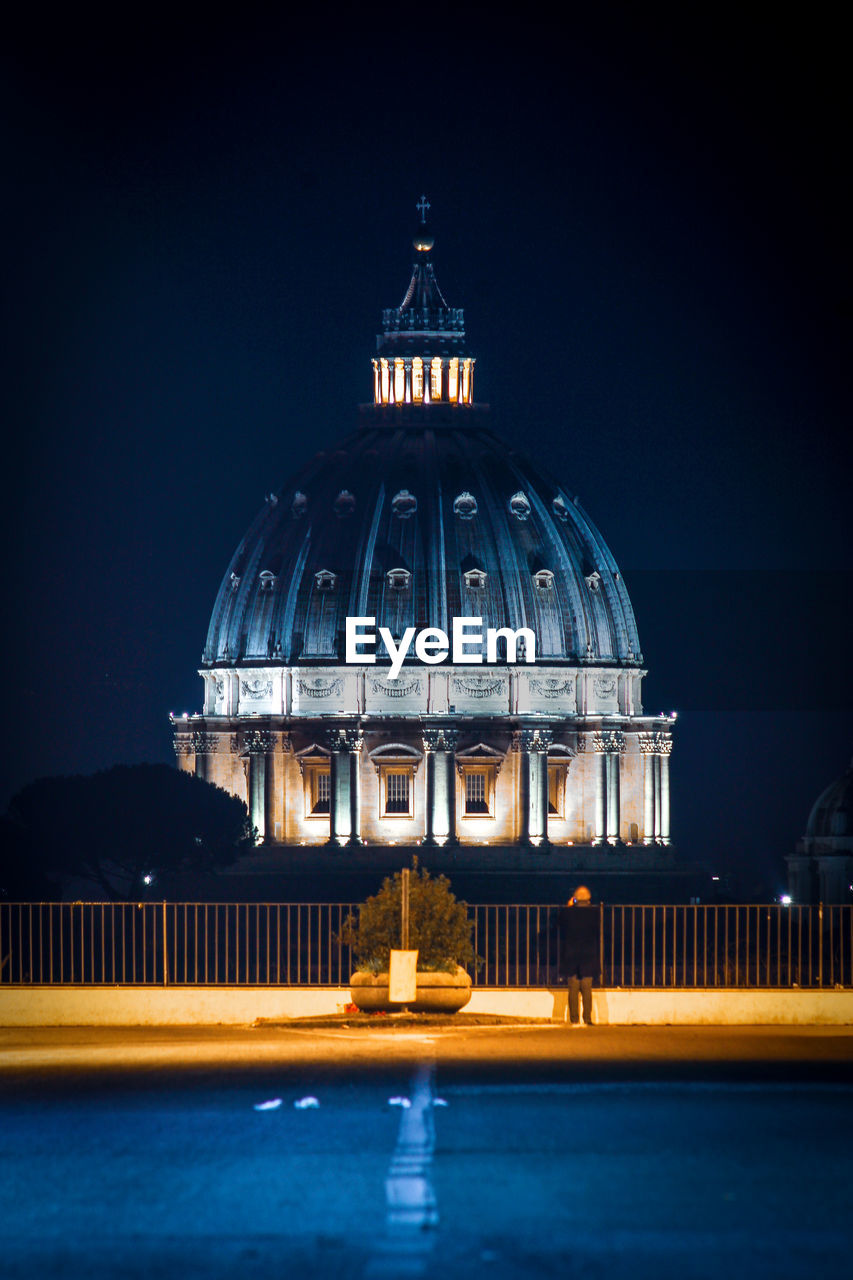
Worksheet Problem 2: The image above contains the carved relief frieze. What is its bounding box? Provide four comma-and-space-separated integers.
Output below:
297, 676, 344, 698
241, 678, 273, 701
593, 729, 626, 754
529, 677, 576, 700
639, 732, 673, 756
451, 675, 506, 698
191, 732, 219, 755
594, 677, 617, 699
371, 678, 422, 698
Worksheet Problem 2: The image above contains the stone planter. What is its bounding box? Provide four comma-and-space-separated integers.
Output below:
349, 967, 472, 1013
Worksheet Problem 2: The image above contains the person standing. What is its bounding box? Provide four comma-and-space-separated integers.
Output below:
557, 885, 600, 1026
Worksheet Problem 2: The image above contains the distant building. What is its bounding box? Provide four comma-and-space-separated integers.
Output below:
787, 759, 853, 903
171, 203, 684, 900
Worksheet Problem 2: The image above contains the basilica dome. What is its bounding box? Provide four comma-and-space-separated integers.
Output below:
176, 201, 674, 867
203, 416, 641, 671
804, 760, 853, 840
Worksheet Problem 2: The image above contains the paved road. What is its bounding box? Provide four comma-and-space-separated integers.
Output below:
2, 1026, 852, 1278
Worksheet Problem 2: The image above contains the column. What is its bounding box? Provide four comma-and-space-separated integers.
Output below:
327, 728, 350, 847
593, 730, 624, 845
653, 754, 662, 841
249, 754, 266, 841
660, 742, 672, 845
640, 735, 655, 844
243, 730, 274, 842
422, 728, 457, 846
591, 734, 607, 845
264, 751, 275, 839
445, 731, 458, 845
516, 732, 531, 845
191, 731, 209, 782
606, 754, 619, 843
346, 729, 363, 846
517, 729, 552, 848
422, 732, 437, 845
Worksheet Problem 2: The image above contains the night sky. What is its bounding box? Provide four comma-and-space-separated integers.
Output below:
3, 6, 850, 895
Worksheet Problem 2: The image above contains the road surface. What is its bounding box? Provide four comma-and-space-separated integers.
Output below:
2, 1024, 852, 1278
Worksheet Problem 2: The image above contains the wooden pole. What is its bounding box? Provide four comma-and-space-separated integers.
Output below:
401, 867, 410, 951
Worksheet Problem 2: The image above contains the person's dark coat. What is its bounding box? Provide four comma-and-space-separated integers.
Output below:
557, 906, 600, 981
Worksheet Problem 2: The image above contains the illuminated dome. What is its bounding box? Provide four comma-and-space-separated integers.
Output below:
175, 199, 676, 871
203, 420, 642, 669
205, 196, 640, 671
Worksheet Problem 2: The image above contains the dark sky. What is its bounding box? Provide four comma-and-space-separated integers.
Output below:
3, 5, 850, 894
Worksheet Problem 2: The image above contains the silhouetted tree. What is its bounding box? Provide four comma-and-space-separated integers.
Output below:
4, 764, 255, 901
0, 816, 60, 901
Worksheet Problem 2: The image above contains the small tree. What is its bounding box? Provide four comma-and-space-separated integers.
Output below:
341, 860, 477, 974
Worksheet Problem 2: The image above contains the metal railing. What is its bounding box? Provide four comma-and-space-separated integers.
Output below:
1, 902, 851, 989
0, 903, 356, 987
473, 903, 853, 989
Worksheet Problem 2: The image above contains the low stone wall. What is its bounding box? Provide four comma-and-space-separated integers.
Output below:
1, 986, 852, 1026
467, 988, 853, 1026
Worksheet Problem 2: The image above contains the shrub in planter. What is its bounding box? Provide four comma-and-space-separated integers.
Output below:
340, 861, 477, 1011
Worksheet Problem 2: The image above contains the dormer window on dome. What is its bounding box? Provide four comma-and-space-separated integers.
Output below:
454, 492, 478, 520
464, 568, 487, 590
510, 492, 531, 520
291, 492, 308, 519
533, 569, 554, 590
386, 568, 411, 591
333, 490, 356, 518
314, 569, 337, 592
258, 570, 276, 593
585, 570, 602, 593
391, 489, 418, 519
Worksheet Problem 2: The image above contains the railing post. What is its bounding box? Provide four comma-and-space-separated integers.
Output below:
162, 900, 168, 986
599, 901, 604, 985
